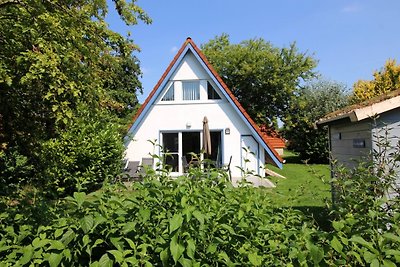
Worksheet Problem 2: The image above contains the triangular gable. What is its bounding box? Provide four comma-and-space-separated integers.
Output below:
127, 37, 283, 168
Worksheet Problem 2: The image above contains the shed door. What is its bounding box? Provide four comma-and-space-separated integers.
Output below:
241, 136, 259, 175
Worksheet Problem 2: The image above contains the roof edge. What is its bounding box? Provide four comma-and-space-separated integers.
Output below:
316, 90, 400, 127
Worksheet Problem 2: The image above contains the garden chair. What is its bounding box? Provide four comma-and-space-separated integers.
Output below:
125, 161, 140, 181
140, 157, 154, 177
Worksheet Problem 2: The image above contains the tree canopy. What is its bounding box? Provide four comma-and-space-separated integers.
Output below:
201, 34, 317, 125
352, 59, 400, 103
0, 0, 150, 196
284, 79, 349, 163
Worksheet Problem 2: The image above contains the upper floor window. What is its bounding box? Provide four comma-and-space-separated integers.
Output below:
207, 81, 221, 100
161, 84, 174, 101
182, 81, 200, 100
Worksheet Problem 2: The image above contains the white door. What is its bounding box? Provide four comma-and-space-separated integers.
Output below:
241, 136, 259, 175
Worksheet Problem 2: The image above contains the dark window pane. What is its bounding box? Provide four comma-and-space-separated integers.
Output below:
162, 84, 174, 101
164, 153, 178, 172
207, 81, 221, 100
163, 133, 178, 152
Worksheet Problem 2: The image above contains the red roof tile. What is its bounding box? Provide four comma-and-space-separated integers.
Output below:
259, 126, 286, 149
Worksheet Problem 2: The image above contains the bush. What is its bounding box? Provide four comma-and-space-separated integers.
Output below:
0, 168, 328, 266
39, 111, 125, 198
0, 147, 34, 196
1, 146, 399, 266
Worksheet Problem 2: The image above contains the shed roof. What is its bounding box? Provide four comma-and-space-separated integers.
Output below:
126, 37, 283, 167
316, 89, 400, 126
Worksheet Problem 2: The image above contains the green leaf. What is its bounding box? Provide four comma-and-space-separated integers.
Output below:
48, 253, 63, 267
124, 238, 136, 250
219, 224, 235, 235
385, 249, 400, 256
186, 239, 195, 259
169, 213, 184, 234
248, 252, 263, 266
139, 208, 151, 223
363, 251, 376, 263
80, 215, 94, 233
98, 253, 113, 267
383, 233, 400, 243
60, 229, 76, 246
18, 245, 33, 265
170, 234, 185, 263
383, 259, 397, 267
192, 210, 204, 225
93, 239, 104, 248
309, 244, 324, 264
370, 258, 380, 267
54, 229, 63, 239
110, 237, 123, 251
350, 236, 378, 254
206, 244, 217, 254
160, 248, 169, 266
332, 220, 344, 231
108, 250, 124, 263
331, 236, 343, 254
48, 240, 65, 250
178, 257, 192, 267
73, 192, 86, 208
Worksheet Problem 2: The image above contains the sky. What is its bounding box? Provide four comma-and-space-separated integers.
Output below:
107, 0, 400, 103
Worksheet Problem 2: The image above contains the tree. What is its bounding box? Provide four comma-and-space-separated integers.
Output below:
283, 79, 349, 163
0, 0, 150, 196
201, 34, 317, 125
352, 59, 400, 103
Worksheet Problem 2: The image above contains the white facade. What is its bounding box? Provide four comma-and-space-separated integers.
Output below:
125, 39, 282, 177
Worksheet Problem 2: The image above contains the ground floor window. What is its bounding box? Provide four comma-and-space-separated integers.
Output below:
161, 130, 222, 173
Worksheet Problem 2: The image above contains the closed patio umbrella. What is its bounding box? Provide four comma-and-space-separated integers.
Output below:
202, 116, 211, 156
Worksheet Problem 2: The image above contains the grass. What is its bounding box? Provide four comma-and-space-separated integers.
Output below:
263, 150, 332, 229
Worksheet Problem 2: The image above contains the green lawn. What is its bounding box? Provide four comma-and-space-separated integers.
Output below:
265, 150, 331, 208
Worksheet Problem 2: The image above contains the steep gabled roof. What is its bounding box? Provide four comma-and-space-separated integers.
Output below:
316, 89, 400, 126
127, 37, 283, 168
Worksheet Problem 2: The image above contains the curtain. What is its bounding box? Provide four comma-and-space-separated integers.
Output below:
183, 81, 200, 100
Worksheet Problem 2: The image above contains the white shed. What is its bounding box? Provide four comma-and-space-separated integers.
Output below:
316, 90, 400, 194
125, 38, 283, 178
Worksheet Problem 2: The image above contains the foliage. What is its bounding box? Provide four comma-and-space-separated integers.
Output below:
0, 148, 34, 196
328, 126, 400, 266
201, 34, 317, 125
40, 108, 125, 198
0, 0, 150, 193
1, 150, 400, 266
284, 79, 349, 163
0, 173, 328, 266
352, 59, 400, 103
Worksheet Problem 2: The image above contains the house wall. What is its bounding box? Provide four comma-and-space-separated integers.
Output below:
372, 107, 400, 193
125, 51, 266, 177
329, 119, 372, 168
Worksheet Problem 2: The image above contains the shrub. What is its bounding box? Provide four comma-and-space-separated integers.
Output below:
0, 168, 328, 266
39, 110, 124, 198
1, 142, 400, 266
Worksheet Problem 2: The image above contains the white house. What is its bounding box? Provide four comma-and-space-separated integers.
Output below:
125, 38, 283, 178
